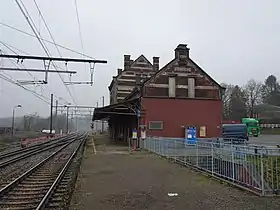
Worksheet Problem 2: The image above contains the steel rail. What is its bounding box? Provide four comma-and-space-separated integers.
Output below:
36, 133, 87, 209
0, 135, 80, 195
0, 134, 78, 168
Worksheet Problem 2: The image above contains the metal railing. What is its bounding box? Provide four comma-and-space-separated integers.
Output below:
142, 137, 280, 196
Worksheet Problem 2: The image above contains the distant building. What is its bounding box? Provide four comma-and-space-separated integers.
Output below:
94, 44, 225, 141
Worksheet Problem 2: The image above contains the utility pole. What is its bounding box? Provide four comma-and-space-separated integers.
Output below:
75, 108, 78, 132
55, 100, 58, 132
102, 96, 104, 133
66, 106, 69, 134
70, 111, 73, 133
96, 102, 98, 133
50, 94, 53, 135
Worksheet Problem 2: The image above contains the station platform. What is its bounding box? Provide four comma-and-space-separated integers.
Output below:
70, 135, 280, 210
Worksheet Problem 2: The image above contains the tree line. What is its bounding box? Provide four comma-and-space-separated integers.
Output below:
222, 74, 280, 123
22, 113, 75, 133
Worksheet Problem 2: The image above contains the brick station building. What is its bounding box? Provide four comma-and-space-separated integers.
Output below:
93, 44, 225, 143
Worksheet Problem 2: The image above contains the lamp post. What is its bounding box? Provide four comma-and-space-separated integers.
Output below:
11, 104, 22, 139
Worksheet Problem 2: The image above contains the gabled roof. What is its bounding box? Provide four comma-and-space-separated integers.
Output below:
108, 54, 153, 91
130, 54, 153, 68
189, 58, 225, 89
108, 76, 116, 91
142, 57, 225, 90
142, 58, 176, 86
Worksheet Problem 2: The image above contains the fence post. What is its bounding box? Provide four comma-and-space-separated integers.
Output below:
156, 139, 159, 154
162, 139, 165, 157
174, 139, 177, 162
196, 140, 198, 167
260, 153, 265, 196
211, 142, 214, 175
160, 139, 162, 155
158, 139, 161, 155
184, 141, 187, 166
155, 139, 157, 154
231, 144, 235, 181
143, 138, 146, 149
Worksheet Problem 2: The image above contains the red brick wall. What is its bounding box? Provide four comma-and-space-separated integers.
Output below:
141, 97, 222, 138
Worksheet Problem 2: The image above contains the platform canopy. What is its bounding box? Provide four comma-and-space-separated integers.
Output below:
92, 98, 139, 121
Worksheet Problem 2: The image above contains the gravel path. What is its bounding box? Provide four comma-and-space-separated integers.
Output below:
70, 139, 280, 210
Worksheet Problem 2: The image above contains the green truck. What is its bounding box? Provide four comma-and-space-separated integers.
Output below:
241, 118, 260, 137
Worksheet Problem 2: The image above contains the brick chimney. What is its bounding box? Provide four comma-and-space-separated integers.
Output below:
175, 44, 189, 66
175, 44, 190, 59
117, 68, 122, 75
153, 57, 159, 71
124, 55, 131, 70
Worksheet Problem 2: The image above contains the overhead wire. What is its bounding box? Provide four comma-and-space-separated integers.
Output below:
27, 0, 77, 105
0, 43, 37, 80
0, 51, 48, 104
74, 0, 85, 56
16, 0, 50, 56
0, 49, 49, 103
33, 0, 78, 100
0, 43, 68, 103
0, 40, 30, 55
0, 22, 95, 59
33, 0, 62, 58
74, 0, 87, 81
0, 72, 50, 104
15, 0, 77, 105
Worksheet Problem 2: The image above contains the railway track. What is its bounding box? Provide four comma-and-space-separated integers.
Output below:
0, 134, 75, 161
0, 132, 87, 210
0, 134, 77, 168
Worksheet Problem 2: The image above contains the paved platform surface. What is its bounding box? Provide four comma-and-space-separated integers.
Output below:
70, 137, 280, 210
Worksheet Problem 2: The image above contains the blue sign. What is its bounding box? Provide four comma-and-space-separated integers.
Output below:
185, 127, 197, 145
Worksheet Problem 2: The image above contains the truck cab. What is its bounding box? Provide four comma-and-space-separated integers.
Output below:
222, 124, 249, 143
241, 118, 260, 137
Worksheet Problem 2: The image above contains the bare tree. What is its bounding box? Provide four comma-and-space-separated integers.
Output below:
23, 112, 39, 131
221, 83, 234, 119
243, 79, 262, 118
229, 85, 247, 120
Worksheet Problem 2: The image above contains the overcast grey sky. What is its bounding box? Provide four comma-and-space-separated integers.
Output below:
0, 0, 279, 118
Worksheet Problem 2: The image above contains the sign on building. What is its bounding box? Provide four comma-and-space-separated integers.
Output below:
185, 127, 197, 145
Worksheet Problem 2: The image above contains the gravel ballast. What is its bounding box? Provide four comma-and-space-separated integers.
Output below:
70, 139, 280, 210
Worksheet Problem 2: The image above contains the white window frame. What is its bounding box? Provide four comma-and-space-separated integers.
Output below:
149, 121, 163, 130
188, 77, 195, 98
168, 77, 176, 97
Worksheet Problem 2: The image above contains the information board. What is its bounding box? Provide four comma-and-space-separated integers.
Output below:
185, 127, 197, 145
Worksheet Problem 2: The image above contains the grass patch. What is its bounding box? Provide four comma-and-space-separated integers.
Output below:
261, 129, 280, 135
248, 155, 280, 190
